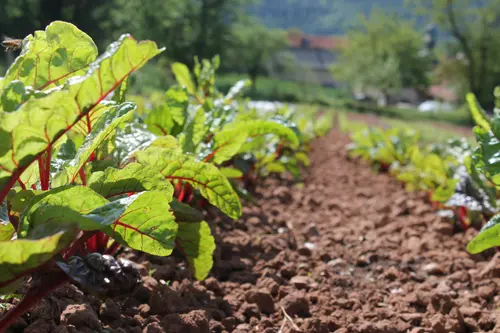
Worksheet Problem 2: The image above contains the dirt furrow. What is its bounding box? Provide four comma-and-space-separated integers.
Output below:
6, 130, 499, 333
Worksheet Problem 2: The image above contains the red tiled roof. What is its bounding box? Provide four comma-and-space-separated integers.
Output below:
288, 32, 347, 50
429, 84, 458, 102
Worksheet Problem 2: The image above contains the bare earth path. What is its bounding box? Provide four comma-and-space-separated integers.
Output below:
5, 130, 499, 333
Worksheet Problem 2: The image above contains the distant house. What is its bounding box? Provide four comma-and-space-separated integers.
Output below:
269, 32, 347, 87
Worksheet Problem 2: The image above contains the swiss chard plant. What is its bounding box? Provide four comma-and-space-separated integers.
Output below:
347, 127, 419, 171
0, 22, 236, 331
141, 57, 305, 191
465, 93, 500, 254
345, 118, 497, 231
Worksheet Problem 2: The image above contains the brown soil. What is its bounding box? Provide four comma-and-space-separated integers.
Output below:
3, 130, 499, 333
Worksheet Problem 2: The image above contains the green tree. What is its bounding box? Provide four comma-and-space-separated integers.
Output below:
0, 0, 113, 47
109, 0, 255, 67
412, 0, 500, 109
331, 8, 431, 105
227, 20, 288, 89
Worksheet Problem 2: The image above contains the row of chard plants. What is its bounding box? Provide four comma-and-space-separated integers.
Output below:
345, 94, 500, 256
0, 21, 333, 331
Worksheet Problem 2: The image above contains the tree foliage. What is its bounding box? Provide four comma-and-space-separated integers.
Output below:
227, 20, 288, 89
331, 8, 431, 104
413, 0, 500, 109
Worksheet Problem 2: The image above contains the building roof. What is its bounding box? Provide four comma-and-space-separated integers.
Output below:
429, 83, 458, 103
287, 32, 347, 50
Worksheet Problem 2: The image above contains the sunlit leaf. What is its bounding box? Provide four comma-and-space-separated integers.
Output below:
88, 163, 174, 199
205, 129, 248, 164
467, 93, 491, 132
52, 102, 136, 187
102, 191, 177, 256
2, 21, 98, 91
0, 229, 76, 289
176, 221, 215, 280
19, 186, 109, 236
467, 215, 500, 254
0, 33, 163, 203
172, 63, 196, 95
135, 149, 242, 219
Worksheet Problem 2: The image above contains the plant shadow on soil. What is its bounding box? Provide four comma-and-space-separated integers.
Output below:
2, 130, 499, 333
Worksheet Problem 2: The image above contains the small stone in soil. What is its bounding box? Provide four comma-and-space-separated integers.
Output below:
422, 262, 446, 275
280, 291, 310, 317
327, 258, 346, 267
290, 275, 313, 289
60, 304, 102, 331
246, 289, 275, 314
303, 242, 316, 250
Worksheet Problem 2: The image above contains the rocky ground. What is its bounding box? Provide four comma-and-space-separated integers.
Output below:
3, 130, 499, 333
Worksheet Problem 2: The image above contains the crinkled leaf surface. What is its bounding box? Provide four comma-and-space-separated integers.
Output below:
0, 35, 162, 202
112, 77, 129, 104
52, 102, 136, 187
135, 149, 242, 219
0, 81, 47, 112
102, 191, 177, 256
19, 186, 109, 236
113, 120, 157, 166
1, 21, 98, 92
176, 221, 215, 280
88, 163, 174, 199
181, 107, 206, 153
0, 229, 76, 289
50, 138, 77, 175
473, 126, 500, 185
145, 87, 188, 136
205, 129, 248, 164
467, 215, 500, 254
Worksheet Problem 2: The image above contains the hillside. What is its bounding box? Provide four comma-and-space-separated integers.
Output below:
251, 0, 423, 35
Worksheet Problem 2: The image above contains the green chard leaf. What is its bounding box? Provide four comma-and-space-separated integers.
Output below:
224, 80, 250, 102
1, 21, 98, 92
205, 129, 248, 164
233, 119, 300, 151
52, 102, 136, 187
112, 77, 129, 104
135, 149, 242, 219
0, 228, 76, 289
467, 215, 500, 254
50, 138, 77, 175
473, 126, 500, 185
176, 221, 216, 280
0, 33, 163, 203
170, 199, 204, 223
102, 191, 177, 256
220, 167, 243, 179
19, 186, 109, 236
145, 87, 188, 136
87, 163, 174, 199
172, 63, 196, 95
467, 93, 491, 132
0, 81, 48, 112
181, 106, 207, 153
